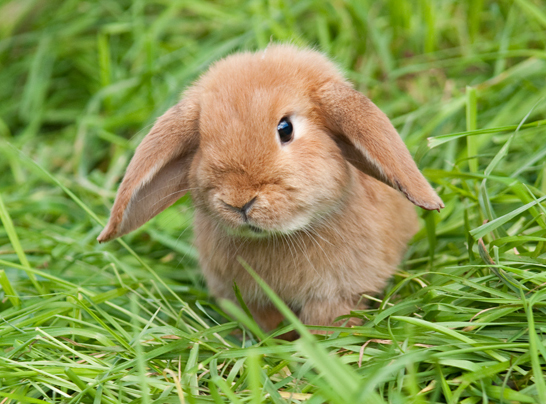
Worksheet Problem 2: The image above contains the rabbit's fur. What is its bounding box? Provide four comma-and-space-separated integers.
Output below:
98, 45, 443, 334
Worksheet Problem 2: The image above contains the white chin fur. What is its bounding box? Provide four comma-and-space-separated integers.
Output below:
224, 212, 313, 239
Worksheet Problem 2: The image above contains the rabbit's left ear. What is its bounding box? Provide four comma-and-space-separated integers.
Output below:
317, 82, 444, 211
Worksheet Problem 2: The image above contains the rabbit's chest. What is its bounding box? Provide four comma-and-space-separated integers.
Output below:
197, 232, 391, 306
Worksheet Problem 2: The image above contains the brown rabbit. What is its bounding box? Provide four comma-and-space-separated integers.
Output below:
98, 45, 443, 335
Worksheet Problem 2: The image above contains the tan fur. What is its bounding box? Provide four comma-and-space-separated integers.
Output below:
98, 45, 443, 336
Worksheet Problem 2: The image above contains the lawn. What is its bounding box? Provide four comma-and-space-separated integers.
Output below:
1, 0, 546, 402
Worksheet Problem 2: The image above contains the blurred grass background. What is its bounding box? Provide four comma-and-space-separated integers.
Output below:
1, 0, 546, 402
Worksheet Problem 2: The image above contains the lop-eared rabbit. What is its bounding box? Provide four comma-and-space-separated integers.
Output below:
99, 45, 443, 335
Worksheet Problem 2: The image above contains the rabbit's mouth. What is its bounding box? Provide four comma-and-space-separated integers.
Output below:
248, 224, 263, 234
238, 223, 266, 237
224, 223, 269, 238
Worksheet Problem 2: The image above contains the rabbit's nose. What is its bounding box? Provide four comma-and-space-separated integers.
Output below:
221, 197, 257, 221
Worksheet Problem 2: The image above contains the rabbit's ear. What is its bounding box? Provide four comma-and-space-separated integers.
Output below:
317, 82, 444, 211
97, 98, 200, 242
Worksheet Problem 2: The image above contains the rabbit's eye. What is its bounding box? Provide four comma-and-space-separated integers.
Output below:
277, 118, 293, 144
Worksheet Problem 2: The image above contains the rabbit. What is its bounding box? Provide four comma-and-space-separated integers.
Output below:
98, 44, 444, 336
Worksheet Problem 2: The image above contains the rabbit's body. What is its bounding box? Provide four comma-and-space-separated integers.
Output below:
98, 45, 442, 333
196, 172, 417, 330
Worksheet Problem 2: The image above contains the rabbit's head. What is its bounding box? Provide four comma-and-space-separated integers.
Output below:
98, 45, 443, 242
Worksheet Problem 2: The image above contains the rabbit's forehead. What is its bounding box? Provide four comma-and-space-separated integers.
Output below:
193, 44, 343, 146
198, 85, 312, 139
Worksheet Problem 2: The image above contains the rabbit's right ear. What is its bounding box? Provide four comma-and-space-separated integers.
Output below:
97, 97, 200, 242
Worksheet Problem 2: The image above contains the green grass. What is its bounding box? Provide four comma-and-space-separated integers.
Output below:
1, 0, 546, 402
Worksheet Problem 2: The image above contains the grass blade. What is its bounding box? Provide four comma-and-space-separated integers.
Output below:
0, 192, 44, 293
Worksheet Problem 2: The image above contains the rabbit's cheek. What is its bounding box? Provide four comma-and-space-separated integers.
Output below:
248, 194, 311, 233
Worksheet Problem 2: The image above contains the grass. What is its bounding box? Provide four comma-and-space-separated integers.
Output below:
1, 0, 546, 402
